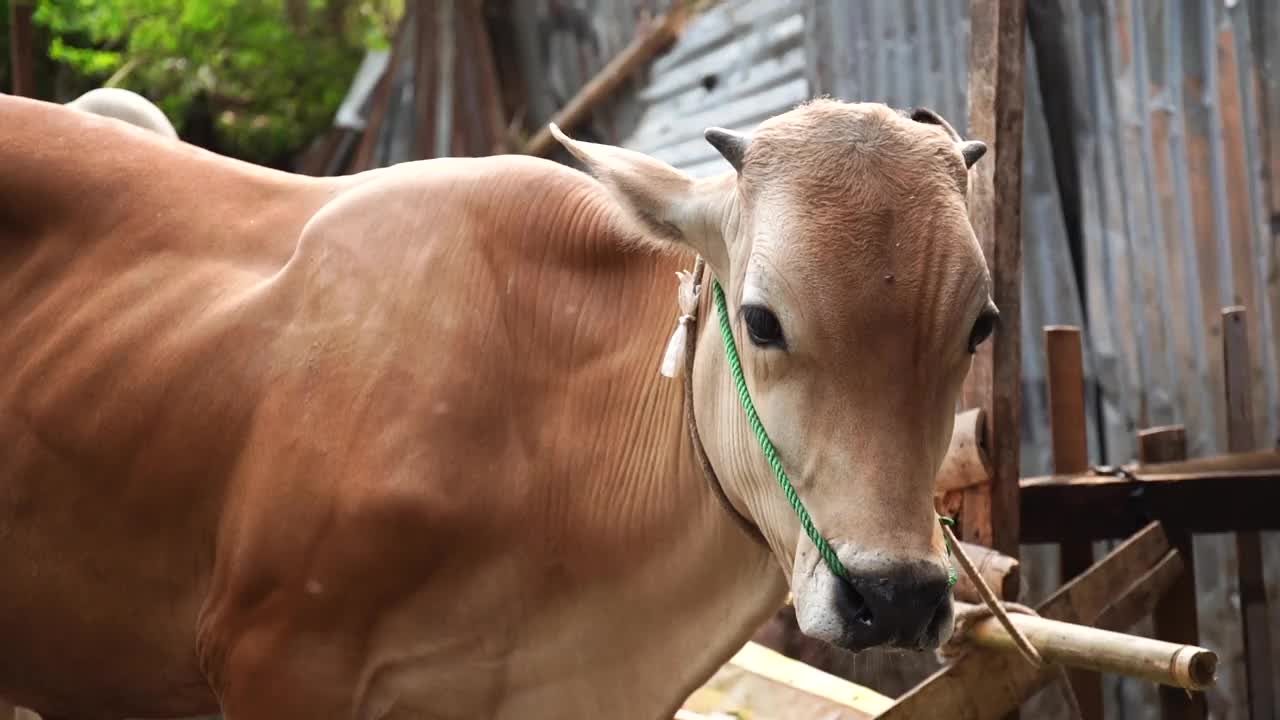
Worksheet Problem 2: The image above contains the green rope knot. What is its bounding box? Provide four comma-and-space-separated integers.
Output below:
939, 516, 959, 589
711, 278, 958, 592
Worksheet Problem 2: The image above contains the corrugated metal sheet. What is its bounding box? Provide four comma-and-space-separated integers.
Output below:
806, 0, 971, 134
512, 0, 675, 152
618, 0, 810, 177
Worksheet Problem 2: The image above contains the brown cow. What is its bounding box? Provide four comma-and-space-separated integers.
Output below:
0, 94, 991, 719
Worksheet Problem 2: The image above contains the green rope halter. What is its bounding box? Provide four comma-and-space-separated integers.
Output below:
710, 278, 957, 590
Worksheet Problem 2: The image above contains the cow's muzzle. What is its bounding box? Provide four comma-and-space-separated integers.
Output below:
793, 547, 954, 652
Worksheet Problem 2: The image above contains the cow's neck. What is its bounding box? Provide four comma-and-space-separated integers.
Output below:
485, 180, 790, 716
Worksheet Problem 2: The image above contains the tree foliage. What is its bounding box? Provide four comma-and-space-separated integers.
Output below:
30, 0, 401, 164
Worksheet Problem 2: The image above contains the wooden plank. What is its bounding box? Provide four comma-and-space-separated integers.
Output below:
1045, 325, 1092, 582
1225, 308, 1259, 453
1041, 521, 1171, 623
1019, 457, 1280, 541
1044, 325, 1100, 720
7, 0, 35, 97
959, 0, 1025, 560
1046, 327, 1090, 476
1138, 425, 1189, 464
880, 523, 1171, 720
1095, 548, 1183, 633
523, 8, 688, 158
681, 641, 891, 720
1222, 306, 1276, 720
1139, 426, 1207, 720
1136, 447, 1280, 474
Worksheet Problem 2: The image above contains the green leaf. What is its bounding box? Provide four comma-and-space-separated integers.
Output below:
32, 0, 401, 165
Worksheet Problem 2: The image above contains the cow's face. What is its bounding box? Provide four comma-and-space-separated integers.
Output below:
552, 100, 993, 653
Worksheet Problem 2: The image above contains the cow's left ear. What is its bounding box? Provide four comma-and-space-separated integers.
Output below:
550, 124, 728, 263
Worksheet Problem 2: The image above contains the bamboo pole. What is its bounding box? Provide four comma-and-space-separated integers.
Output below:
523, 7, 689, 157
962, 611, 1217, 691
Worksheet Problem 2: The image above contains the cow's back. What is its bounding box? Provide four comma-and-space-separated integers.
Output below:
0, 95, 350, 717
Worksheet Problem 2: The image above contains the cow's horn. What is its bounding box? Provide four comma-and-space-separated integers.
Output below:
960, 140, 987, 168
705, 127, 750, 172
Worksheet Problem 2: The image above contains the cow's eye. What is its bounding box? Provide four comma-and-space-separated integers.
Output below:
743, 305, 786, 350
968, 307, 999, 353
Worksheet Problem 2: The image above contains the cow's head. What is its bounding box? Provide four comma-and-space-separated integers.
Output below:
551, 100, 994, 652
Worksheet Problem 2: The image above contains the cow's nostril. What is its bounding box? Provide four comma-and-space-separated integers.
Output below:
835, 574, 875, 628
853, 603, 874, 627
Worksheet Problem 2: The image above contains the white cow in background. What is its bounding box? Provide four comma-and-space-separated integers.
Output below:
65, 87, 179, 139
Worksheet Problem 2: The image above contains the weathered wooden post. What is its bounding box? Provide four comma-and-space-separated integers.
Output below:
959, 2, 1025, 715
958, 0, 1025, 563
1139, 425, 1207, 720
1221, 306, 1276, 720
1044, 325, 1102, 719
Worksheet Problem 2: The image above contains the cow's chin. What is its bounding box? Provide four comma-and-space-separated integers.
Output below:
790, 561, 956, 653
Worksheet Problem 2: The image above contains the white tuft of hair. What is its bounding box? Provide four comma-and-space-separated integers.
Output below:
64, 87, 179, 139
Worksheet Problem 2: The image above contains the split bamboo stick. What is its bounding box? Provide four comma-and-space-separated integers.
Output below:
953, 540, 1020, 604
964, 611, 1217, 690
